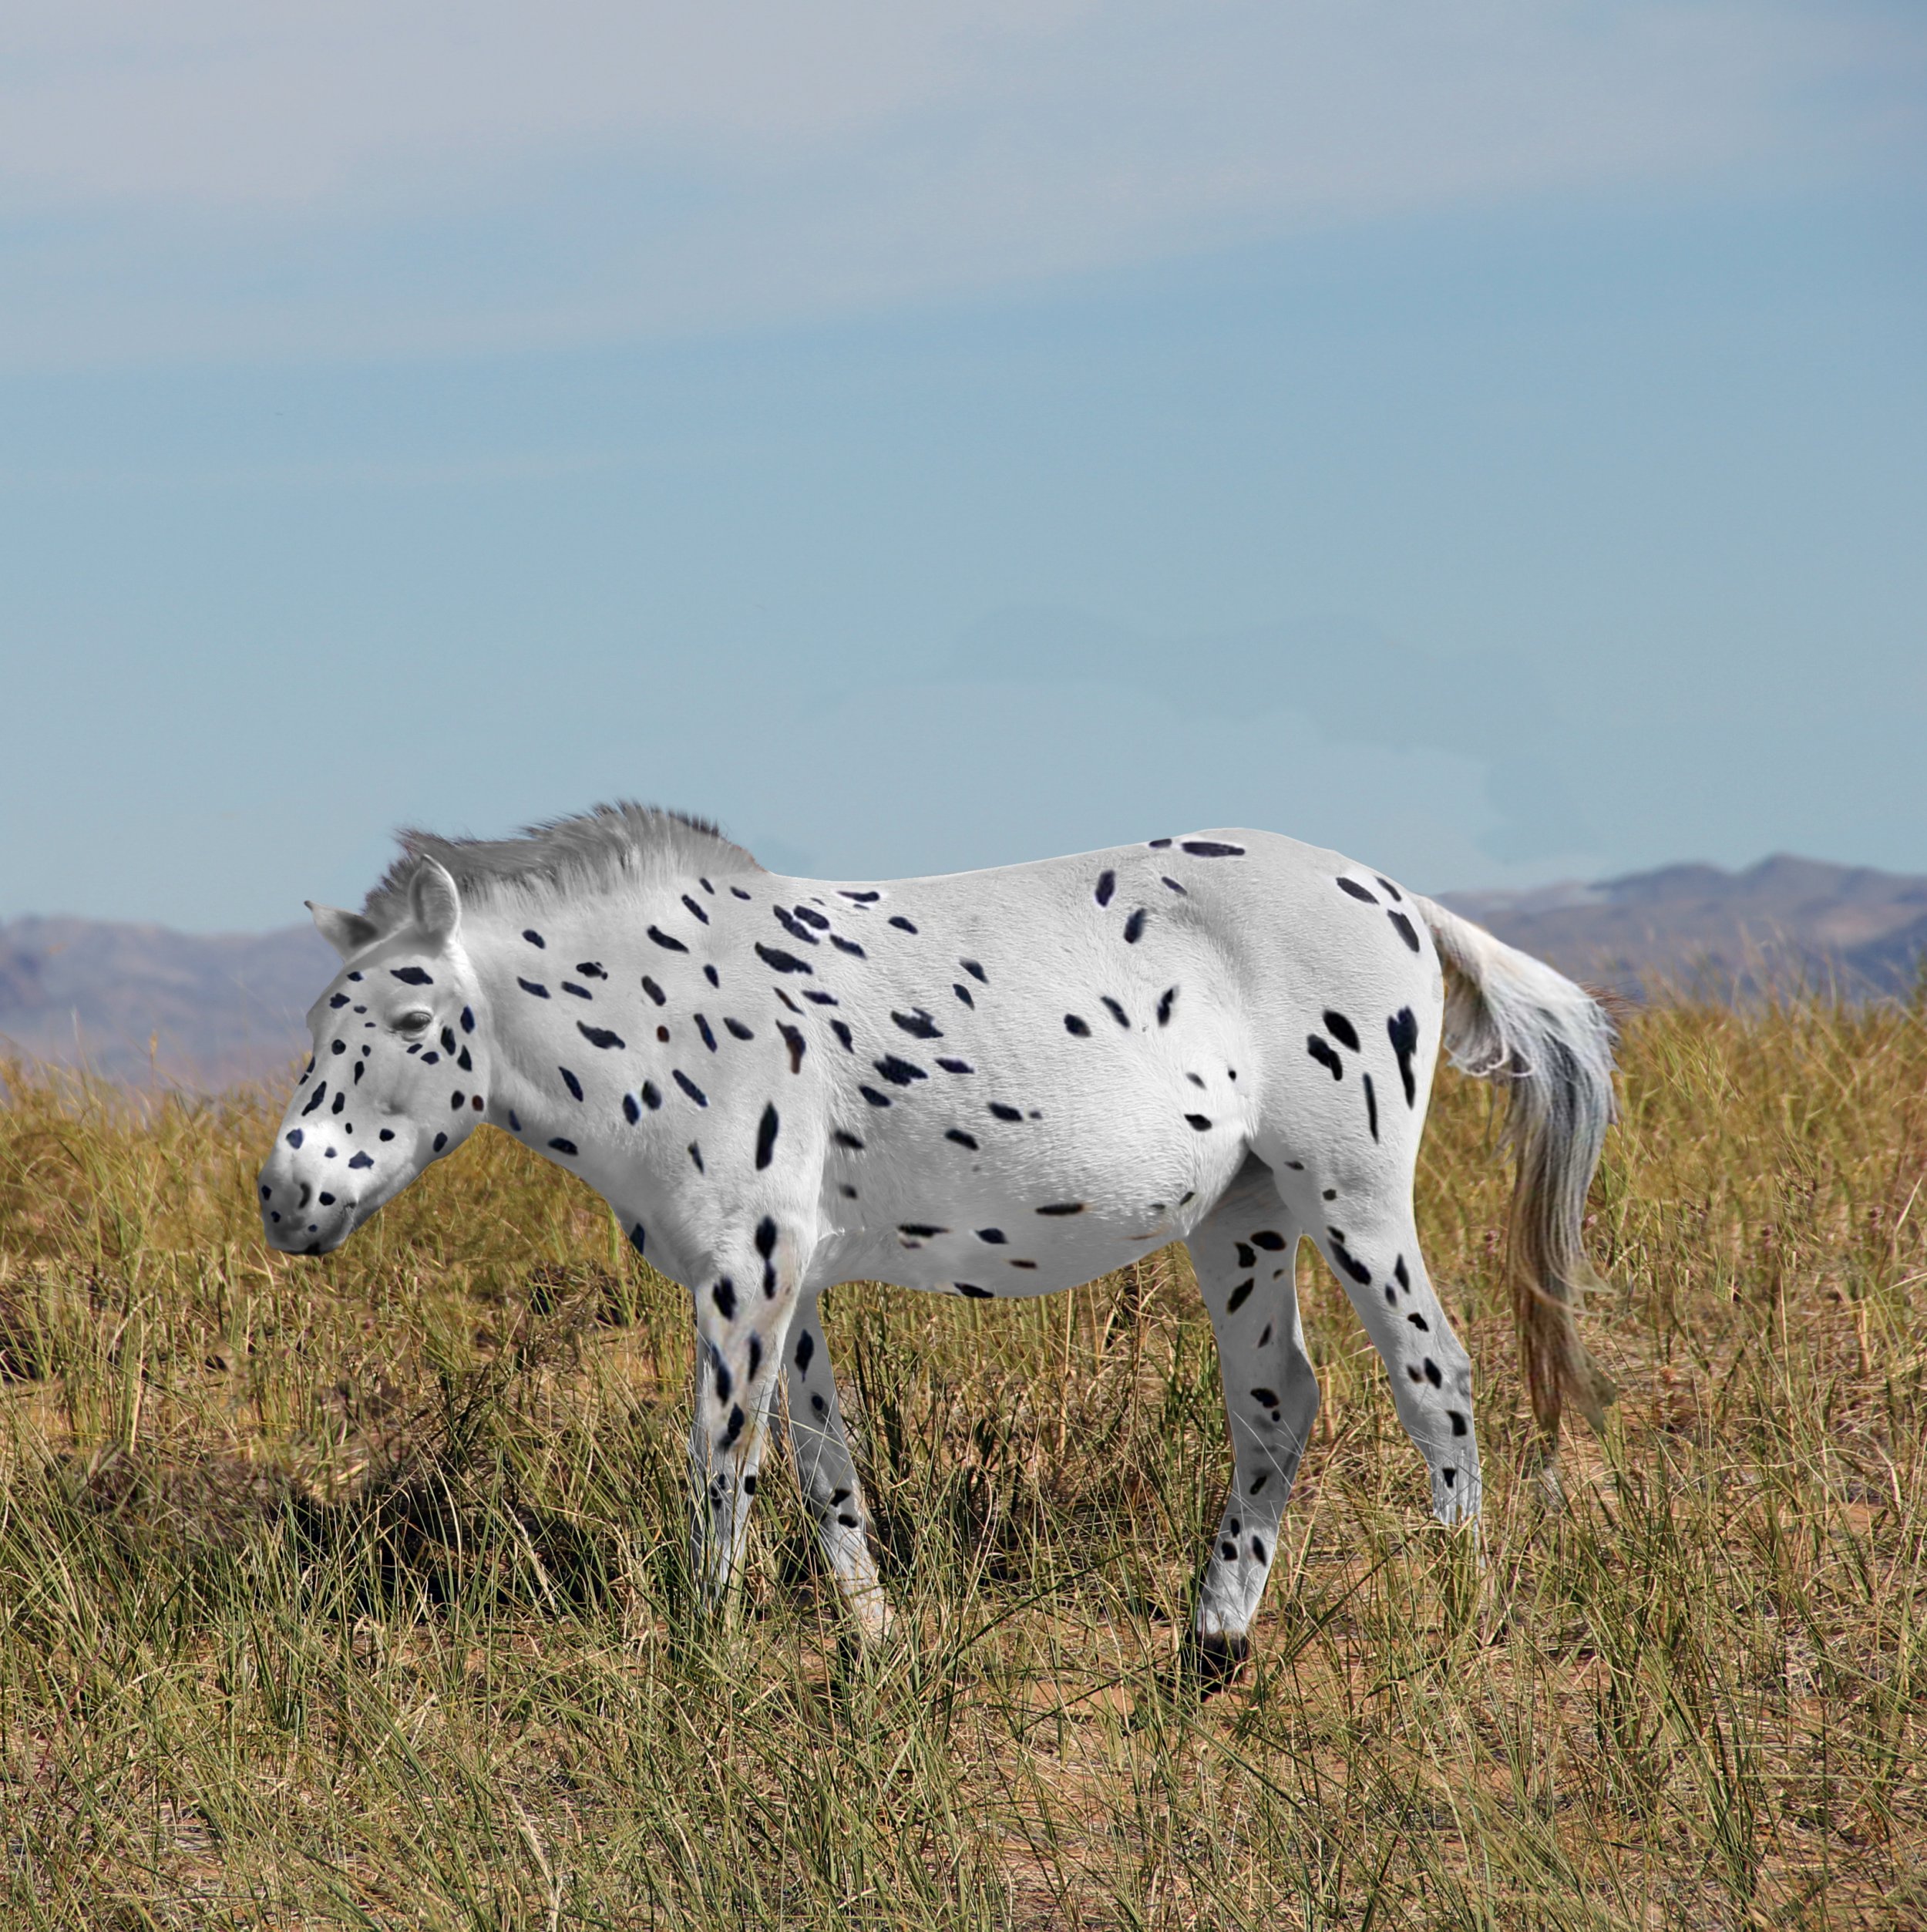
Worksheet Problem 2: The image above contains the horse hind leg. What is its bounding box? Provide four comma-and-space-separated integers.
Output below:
1183, 1156, 1316, 1688
1305, 1193, 1481, 1526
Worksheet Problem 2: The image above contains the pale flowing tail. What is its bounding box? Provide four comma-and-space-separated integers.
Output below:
1411, 895, 1619, 1452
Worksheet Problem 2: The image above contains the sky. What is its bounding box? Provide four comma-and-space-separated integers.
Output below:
2, 1, 1923, 932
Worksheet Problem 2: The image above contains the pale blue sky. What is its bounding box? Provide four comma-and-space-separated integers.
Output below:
3, 2, 1922, 931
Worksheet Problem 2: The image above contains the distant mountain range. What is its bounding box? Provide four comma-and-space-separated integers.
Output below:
3, 853, 1922, 1091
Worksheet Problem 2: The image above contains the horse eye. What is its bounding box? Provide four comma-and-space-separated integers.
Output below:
396, 1009, 433, 1033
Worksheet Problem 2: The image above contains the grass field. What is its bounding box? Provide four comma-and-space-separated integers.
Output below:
1, 996, 1922, 1929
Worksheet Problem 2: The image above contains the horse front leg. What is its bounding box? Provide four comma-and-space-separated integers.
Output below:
686, 1216, 809, 1621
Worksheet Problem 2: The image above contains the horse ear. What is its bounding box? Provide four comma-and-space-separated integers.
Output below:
308, 902, 381, 961
408, 858, 462, 946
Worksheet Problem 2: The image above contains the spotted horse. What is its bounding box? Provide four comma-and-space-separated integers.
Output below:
258, 804, 1618, 1683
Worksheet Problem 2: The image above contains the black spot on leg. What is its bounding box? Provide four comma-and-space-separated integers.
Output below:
1185, 1114, 1212, 1131
547, 1138, 576, 1156
1376, 876, 1403, 901
1423, 1359, 1442, 1386
518, 978, 550, 998
646, 926, 687, 952
559, 1068, 583, 1101
1449, 1410, 1468, 1436
1250, 1230, 1286, 1251
1095, 870, 1116, 907
1180, 840, 1245, 857
1064, 1015, 1091, 1037
830, 1019, 854, 1051
957, 1283, 994, 1300
1226, 1278, 1254, 1313
795, 1331, 816, 1372
1394, 1256, 1411, 1292
1336, 877, 1379, 904
725, 1017, 755, 1040
953, 983, 974, 1008
960, 959, 987, 983
674, 1071, 708, 1106
987, 1102, 1021, 1123
832, 1129, 865, 1152
1364, 1072, 1379, 1142
641, 976, 667, 1005
1327, 1230, 1371, 1285
1156, 986, 1177, 1025
1441, 1468, 1456, 1488
1101, 997, 1129, 1028
1387, 908, 1421, 952
756, 944, 813, 975
578, 1022, 626, 1050
1235, 1242, 1255, 1269
873, 1055, 927, 1086
945, 1128, 979, 1149
891, 1008, 943, 1040
694, 1015, 718, 1052
779, 1023, 805, 1072
713, 1277, 738, 1319
1122, 908, 1148, 944
859, 1087, 893, 1108
1307, 1036, 1344, 1079
755, 1102, 779, 1170
1387, 1007, 1420, 1106
1035, 1202, 1084, 1217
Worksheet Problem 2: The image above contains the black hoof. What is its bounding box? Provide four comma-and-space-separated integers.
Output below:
1181, 1630, 1250, 1697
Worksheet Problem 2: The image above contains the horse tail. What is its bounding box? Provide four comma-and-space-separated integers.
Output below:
1410, 894, 1619, 1455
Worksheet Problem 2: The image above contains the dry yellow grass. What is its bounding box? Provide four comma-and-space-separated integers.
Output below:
1, 995, 1922, 1928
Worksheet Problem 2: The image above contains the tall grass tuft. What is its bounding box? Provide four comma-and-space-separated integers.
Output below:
1, 996, 1922, 1927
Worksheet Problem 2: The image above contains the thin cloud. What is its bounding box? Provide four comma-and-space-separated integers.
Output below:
0, 1, 1914, 366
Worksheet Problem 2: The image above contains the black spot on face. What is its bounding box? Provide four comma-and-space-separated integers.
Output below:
1095, 870, 1116, 907
1122, 908, 1147, 944
1322, 1009, 1360, 1052
899, 1223, 947, 1238
1064, 1015, 1091, 1037
688, 1142, 705, 1170
832, 1129, 865, 1150
1185, 1114, 1212, 1131
1307, 1035, 1344, 1079
523, 930, 546, 948
390, 967, 433, 986
623, 1093, 641, 1124
329, 994, 349, 1010
547, 1137, 576, 1156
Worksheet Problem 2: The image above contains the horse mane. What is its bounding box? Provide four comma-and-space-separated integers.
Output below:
365, 802, 762, 924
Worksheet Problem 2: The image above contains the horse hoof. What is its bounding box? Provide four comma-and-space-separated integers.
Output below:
1181, 1630, 1249, 1697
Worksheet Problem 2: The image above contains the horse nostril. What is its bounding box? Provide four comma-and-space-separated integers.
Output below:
297, 1183, 312, 1210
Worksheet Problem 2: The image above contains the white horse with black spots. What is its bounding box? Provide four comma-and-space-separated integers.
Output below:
257, 805, 1617, 1682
